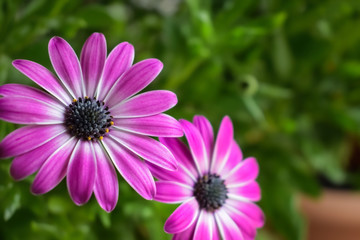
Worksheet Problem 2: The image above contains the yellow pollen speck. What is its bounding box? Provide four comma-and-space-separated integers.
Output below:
73, 98, 77, 102
99, 136, 103, 140
85, 96, 89, 99
105, 128, 109, 133
87, 136, 92, 141
110, 121, 114, 125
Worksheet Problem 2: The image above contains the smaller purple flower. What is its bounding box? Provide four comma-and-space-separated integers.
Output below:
0, 33, 183, 212
148, 116, 265, 239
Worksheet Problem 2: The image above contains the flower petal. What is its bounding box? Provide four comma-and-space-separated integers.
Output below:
110, 90, 177, 118
225, 157, 259, 186
80, 33, 106, 97
0, 125, 66, 158
172, 221, 196, 240
0, 97, 64, 124
159, 137, 198, 181
0, 84, 64, 110
93, 142, 118, 212
193, 115, 214, 158
104, 59, 163, 107
67, 141, 96, 205
31, 137, 77, 194
97, 42, 134, 101
226, 199, 265, 228
102, 137, 155, 200
12, 59, 71, 104
110, 130, 177, 171
164, 197, 199, 234
214, 209, 244, 240
193, 210, 217, 240
179, 119, 209, 175
154, 181, 193, 203
49, 37, 83, 98
10, 133, 70, 180
210, 116, 233, 173
113, 114, 183, 137
228, 182, 261, 202
218, 140, 243, 176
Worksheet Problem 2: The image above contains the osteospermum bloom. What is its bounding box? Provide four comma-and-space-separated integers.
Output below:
148, 116, 264, 239
0, 33, 183, 212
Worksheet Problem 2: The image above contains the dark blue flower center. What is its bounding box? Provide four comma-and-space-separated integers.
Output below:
193, 174, 228, 211
64, 97, 113, 140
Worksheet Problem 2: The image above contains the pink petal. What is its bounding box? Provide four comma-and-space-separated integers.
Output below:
102, 137, 155, 200
67, 141, 96, 205
225, 157, 259, 186
97, 42, 134, 101
172, 221, 196, 240
49, 37, 83, 98
210, 116, 233, 173
218, 140, 243, 176
179, 119, 209, 175
224, 205, 259, 240
104, 59, 163, 107
0, 125, 66, 158
109, 90, 177, 118
31, 137, 77, 194
93, 142, 119, 212
80, 33, 107, 97
10, 133, 70, 180
113, 114, 183, 137
154, 181, 193, 203
164, 197, 199, 234
159, 137, 198, 181
0, 84, 64, 109
228, 182, 261, 202
110, 130, 177, 171
193, 115, 214, 158
193, 210, 217, 240
12, 59, 71, 104
227, 199, 265, 228
214, 209, 244, 240
0, 97, 64, 124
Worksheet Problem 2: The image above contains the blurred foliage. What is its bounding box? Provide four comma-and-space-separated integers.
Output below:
1, 0, 360, 239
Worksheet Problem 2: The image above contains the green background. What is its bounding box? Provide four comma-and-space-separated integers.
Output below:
1, 0, 360, 239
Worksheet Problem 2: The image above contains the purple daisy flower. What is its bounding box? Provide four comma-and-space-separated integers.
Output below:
148, 116, 265, 239
0, 33, 183, 212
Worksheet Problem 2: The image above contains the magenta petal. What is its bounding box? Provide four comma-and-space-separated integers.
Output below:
97, 42, 134, 101
31, 137, 77, 195
110, 90, 177, 118
228, 182, 261, 202
225, 157, 259, 185
224, 205, 258, 240
193, 115, 214, 158
172, 221, 196, 240
179, 119, 209, 175
210, 116, 233, 173
154, 181, 192, 203
0, 97, 64, 124
10, 133, 70, 180
164, 197, 199, 234
215, 209, 244, 240
67, 141, 96, 205
102, 137, 155, 200
0, 84, 64, 109
80, 33, 106, 97
12, 59, 71, 104
113, 114, 183, 137
93, 143, 118, 212
49, 37, 83, 98
0, 125, 66, 158
218, 140, 243, 176
110, 130, 177, 171
193, 210, 216, 240
104, 59, 163, 107
227, 199, 265, 228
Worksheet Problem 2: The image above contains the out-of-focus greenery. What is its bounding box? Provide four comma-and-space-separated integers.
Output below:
1, 0, 360, 239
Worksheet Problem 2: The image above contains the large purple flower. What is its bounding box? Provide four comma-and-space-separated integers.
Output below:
149, 116, 264, 239
0, 33, 183, 212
